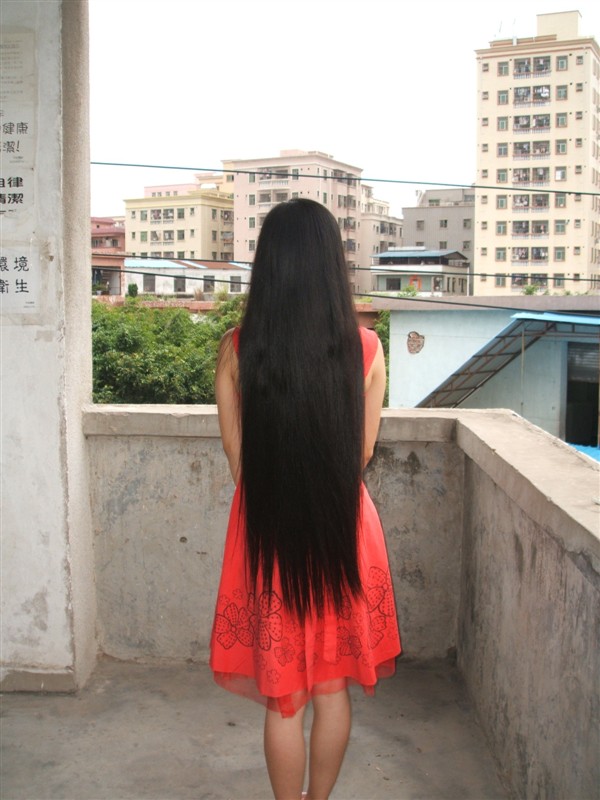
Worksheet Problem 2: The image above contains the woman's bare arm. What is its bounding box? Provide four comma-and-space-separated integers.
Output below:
363, 339, 386, 468
215, 329, 241, 484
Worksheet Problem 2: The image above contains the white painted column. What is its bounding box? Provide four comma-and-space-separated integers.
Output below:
1, 0, 96, 690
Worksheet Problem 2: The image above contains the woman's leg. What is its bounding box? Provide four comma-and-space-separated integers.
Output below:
264, 703, 307, 800
305, 688, 351, 800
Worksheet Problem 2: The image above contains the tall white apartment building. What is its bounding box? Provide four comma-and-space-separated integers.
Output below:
222, 150, 402, 295
475, 11, 600, 296
124, 176, 234, 262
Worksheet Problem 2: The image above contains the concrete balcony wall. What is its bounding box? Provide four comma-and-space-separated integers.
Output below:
83, 406, 599, 798
83, 407, 465, 662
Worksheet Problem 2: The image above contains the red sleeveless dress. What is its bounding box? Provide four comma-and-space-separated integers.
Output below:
209, 327, 401, 717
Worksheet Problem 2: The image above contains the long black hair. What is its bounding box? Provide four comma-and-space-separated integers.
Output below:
238, 198, 364, 621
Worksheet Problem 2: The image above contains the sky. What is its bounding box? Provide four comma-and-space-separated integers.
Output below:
89, 0, 600, 219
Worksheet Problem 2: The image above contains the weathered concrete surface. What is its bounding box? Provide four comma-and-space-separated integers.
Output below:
1, 657, 507, 800
457, 413, 599, 800
85, 408, 464, 662
0, 0, 96, 692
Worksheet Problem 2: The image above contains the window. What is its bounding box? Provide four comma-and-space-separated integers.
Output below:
174, 277, 185, 293
496, 221, 507, 235
530, 273, 548, 287
496, 248, 507, 261
576, 83, 583, 92
249, 217, 255, 228
177, 251, 185, 259
513, 220, 529, 236
130, 210, 136, 219
497, 117, 508, 131
576, 55, 584, 65
497, 142, 508, 156
556, 140, 567, 155
497, 169, 508, 183
498, 90, 509, 105
163, 209, 174, 221
249, 194, 256, 206
496, 195, 507, 209
556, 113, 567, 127
230, 276, 241, 293
190, 229, 195, 237
482, 117, 489, 127
512, 274, 528, 288
211, 209, 217, 220
292, 169, 299, 180
462, 241, 471, 251
203, 275, 215, 292
532, 140, 550, 156
556, 55, 568, 71
515, 58, 531, 76
554, 247, 565, 261
482, 169, 489, 178
531, 221, 546, 235
555, 193, 567, 208
512, 247, 529, 262
575, 138, 582, 147
556, 85, 568, 100
177, 208, 184, 219
248, 173, 255, 183
463, 218, 472, 229
576, 111, 583, 120
439, 241, 447, 249
574, 194, 582, 202
574, 246, 582, 255
416, 220, 425, 230
248, 240, 256, 252
259, 192, 271, 203
482, 62, 489, 72
177, 230, 185, 240
555, 167, 567, 181
143, 274, 155, 292
481, 247, 488, 256
574, 219, 581, 229
140, 231, 147, 242
575, 165, 582, 175
323, 192, 327, 204
163, 230, 174, 242
498, 61, 509, 76
495, 274, 507, 287
554, 220, 566, 234
189, 207, 195, 216
481, 221, 488, 230
573, 274, 581, 282
553, 273, 565, 288
440, 219, 448, 228
140, 210, 148, 221
481, 195, 488, 205
482, 143, 489, 153
482, 91, 489, 100
211, 230, 217, 241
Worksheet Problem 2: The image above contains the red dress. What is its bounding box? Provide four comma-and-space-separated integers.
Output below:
209, 327, 401, 717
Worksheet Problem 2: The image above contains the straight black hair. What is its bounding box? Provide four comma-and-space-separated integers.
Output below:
239, 198, 364, 621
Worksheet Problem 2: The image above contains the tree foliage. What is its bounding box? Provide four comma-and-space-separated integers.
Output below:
374, 310, 390, 407
92, 294, 245, 403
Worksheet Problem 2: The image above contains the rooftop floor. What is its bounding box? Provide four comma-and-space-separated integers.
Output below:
2, 657, 506, 800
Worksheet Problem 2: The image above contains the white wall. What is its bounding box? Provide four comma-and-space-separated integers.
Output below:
390, 310, 511, 407
0, 0, 96, 690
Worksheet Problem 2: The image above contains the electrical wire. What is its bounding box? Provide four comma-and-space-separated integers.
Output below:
91, 160, 600, 198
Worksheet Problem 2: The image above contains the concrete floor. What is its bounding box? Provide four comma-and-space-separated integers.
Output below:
2, 658, 507, 800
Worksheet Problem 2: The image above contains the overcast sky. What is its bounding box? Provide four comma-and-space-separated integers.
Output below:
89, 0, 600, 218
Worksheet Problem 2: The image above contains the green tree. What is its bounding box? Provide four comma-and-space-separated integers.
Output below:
92, 294, 245, 403
374, 310, 390, 407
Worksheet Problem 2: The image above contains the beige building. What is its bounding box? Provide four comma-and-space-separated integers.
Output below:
222, 149, 402, 295
124, 177, 234, 263
474, 11, 600, 296
402, 188, 475, 292
358, 185, 403, 294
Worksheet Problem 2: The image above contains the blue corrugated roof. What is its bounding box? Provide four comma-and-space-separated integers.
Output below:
373, 249, 466, 260
511, 311, 600, 326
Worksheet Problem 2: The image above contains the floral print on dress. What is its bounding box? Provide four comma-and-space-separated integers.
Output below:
257, 591, 284, 651
214, 602, 255, 649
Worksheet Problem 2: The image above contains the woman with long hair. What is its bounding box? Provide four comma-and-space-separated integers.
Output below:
210, 198, 401, 799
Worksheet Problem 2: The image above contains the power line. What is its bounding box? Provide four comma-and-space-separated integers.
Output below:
90, 160, 600, 198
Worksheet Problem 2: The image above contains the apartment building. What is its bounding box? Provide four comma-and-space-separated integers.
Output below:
358, 185, 403, 294
475, 10, 600, 296
402, 188, 475, 292
91, 216, 126, 295
124, 178, 234, 263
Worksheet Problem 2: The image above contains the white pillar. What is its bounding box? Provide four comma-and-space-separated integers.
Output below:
1, 0, 96, 690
